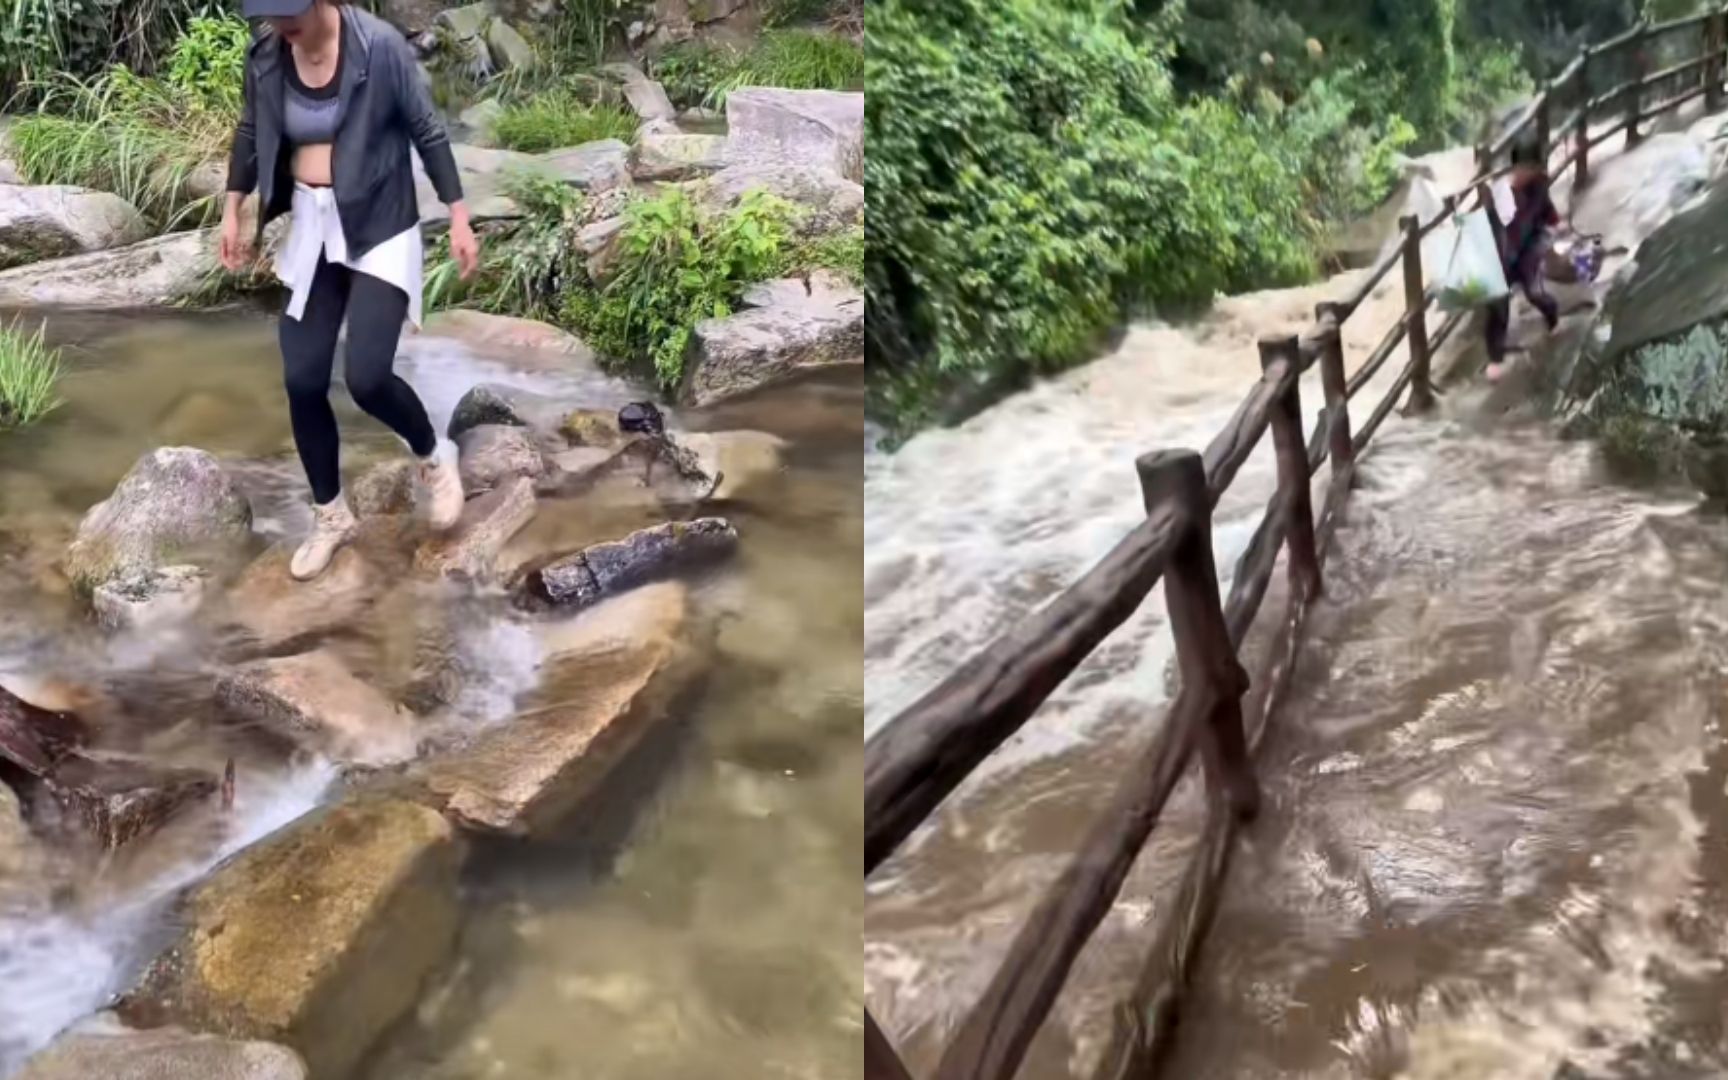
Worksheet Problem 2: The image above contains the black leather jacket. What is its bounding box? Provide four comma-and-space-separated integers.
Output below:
225, 7, 463, 258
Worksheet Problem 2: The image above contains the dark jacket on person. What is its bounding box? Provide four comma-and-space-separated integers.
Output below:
1503, 171, 1560, 271
224, 6, 463, 258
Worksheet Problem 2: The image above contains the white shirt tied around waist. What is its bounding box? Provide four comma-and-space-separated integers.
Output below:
277, 182, 424, 329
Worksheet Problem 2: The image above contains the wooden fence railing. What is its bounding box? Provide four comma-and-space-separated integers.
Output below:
863, 12, 1728, 1080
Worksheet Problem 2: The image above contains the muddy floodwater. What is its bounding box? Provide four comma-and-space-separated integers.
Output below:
0, 308, 861, 1080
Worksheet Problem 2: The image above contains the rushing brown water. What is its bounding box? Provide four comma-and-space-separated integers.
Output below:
0, 308, 861, 1080
864, 124, 1728, 1078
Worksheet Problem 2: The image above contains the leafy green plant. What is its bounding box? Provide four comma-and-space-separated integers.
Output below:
0, 319, 64, 431
425, 169, 590, 318
11, 61, 238, 230
780, 226, 864, 284
0, 0, 216, 97
491, 92, 636, 153
652, 29, 862, 108
566, 188, 795, 388
164, 12, 250, 113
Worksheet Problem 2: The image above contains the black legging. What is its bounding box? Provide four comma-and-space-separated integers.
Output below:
1485, 243, 1561, 368
281, 253, 436, 505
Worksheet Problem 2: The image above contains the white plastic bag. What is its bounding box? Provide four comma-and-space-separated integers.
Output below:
1423, 208, 1509, 313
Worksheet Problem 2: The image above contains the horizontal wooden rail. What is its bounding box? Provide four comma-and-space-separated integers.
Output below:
866, 11, 1728, 1079
863, 502, 1188, 874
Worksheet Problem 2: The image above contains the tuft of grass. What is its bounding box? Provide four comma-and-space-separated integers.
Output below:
652, 29, 862, 108
490, 92, 637, 153
0, 320, 65, 431
779, 226, 863, 284
425, 169, 590, 319
11, 62, 238, 231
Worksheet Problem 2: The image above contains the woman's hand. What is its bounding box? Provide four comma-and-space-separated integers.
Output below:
218, 194, 253, 272
449, 201, 480, 280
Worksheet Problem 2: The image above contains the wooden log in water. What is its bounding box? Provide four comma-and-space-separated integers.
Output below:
865, 501, 1188, 874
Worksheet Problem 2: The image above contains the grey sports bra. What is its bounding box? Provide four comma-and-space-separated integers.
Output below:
283, 34, 344, 146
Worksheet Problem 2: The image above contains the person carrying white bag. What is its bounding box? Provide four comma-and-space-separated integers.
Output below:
1483, 138, 1564, 382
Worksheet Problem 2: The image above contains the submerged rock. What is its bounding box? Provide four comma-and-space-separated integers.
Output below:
92, 564, 210, 631
456, 424, 547, 494
683, 271, 863, 406
0, 183, 148, 270
413, 476, 538, 580
724, 88, 864, 182
224, 532, 388, 651
679, 430, 787, 501
65, 447, 253, 594
523, 518, 738, 609
48, 755, 218, 850
349, 460, 418, 518
15, 1022, 307, 1080
216, 652, 418, 766
418, 584, 692, 834
575, 434, 720, 503
121, 798, 462, 1080
560, 406, 627, 448
421, 310, 594, 361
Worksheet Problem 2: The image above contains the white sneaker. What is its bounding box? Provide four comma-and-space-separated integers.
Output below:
419, 439, 465, 531
290, 494, 358, 582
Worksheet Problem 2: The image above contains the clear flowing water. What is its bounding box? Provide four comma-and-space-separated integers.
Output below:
0, 307, 860, 1080
863, 128, 1728, 1078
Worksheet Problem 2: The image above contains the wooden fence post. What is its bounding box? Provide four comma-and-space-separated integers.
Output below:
1627, 20, 1649, 147
1257, 336, 1321, 604
1135, 451, 1259, 822
1577, 45, 1594, 187
1535, 81, 1552, 163
868, 1010, 915, 1080
1313, 303, 1354, 477
1398, 214, 1435, 415
1708, 10, 1726, 111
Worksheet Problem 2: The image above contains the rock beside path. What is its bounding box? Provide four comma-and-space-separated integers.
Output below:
417, 584, 692, 834
683, 271, 863, 406
0, 183, 147, 270
523, 518, 738, 609
0, 228, 219, 308
693, 163, 863, 235
420, 310, 595, 361
16, 1023, 307, 1080
724, 89, 864, 182
122, 798, 462, 1080
216, 652, 418, 767
65, 447, 253, 594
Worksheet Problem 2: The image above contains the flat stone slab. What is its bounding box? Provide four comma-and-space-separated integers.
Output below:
216, 651, 418, 766
683, 275, 863, 406
0, 229, 220, 308
121, 798, 462, 1080
724, 88, 863, 181
16, 1022, 307, 1080
417, 584, 691, 834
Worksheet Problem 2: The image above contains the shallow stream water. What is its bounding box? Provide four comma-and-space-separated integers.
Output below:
0, 307, 861, 1080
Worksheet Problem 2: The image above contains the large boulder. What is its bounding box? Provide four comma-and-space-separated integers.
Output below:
456, 424, 547, 494
215, 652, 418, 766
537, 139, 634, 193
0, 229, 219, 308
223, 533, 388, 651
682, 270, 863, 406
64, 447, 254, 594
121, 798, 462, 1080
349, 460, 418, 518
0, 184, 147, 269
693, 163, 862, 235
15, 1023, 307, 1080
724, 88, 863, 182
416, 583, 693, 834
413, 476, 538, 580
522, 518, 738, 609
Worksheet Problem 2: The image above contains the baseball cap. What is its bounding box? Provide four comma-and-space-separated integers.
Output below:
242, 0, 315, 16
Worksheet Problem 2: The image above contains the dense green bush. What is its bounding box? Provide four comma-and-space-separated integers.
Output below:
868, 0, 1328, 434
0, 0, 225, 96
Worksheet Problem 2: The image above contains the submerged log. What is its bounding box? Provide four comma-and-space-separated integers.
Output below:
523, 518, 739, 609
0, 685, 89, 778
47, 756, 218, 850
